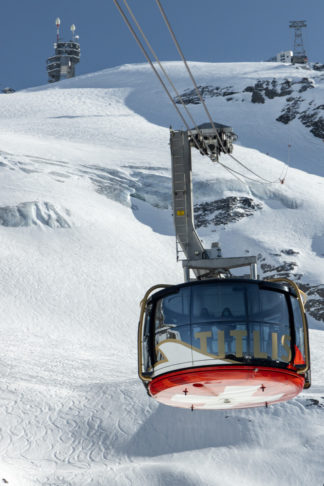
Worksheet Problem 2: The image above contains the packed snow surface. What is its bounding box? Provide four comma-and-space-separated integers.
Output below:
0, 61, 323, 485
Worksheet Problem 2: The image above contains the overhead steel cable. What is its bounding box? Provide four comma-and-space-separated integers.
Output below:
155, 0, 282, 185
218, 160, 272, 184
155, 0, 217, 132
122, 0, 203, 136
114, 0, 282, 185
280, 143, 291, 184
156, 0, 238, 159
116, 0, 250, 178
115, 0, 239, 164
112, 0, 192, 133
228, 150, 279, 183
119, 0, 222, 159
113, 0, 215, 157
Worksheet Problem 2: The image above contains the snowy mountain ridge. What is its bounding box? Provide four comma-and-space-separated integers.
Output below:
0, 61, 323, 485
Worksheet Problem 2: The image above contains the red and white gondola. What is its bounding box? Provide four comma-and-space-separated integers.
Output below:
138, 278, 310, 410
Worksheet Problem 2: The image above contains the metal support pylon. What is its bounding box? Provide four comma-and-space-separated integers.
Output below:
170, 125, 257, 281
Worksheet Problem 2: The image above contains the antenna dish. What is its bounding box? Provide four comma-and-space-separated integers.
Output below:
70, 24, 76, 32
55, 17, 61, 26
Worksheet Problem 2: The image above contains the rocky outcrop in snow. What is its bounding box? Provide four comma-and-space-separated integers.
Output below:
194, 196, 262, 228
174, 75, 323, 140
174, 85, 239, 104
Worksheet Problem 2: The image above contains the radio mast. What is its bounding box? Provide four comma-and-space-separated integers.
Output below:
46, 19, 81, 83
289, 20, 308, 64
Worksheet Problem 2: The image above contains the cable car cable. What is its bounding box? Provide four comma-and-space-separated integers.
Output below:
219, 158, 284, 184
155, 0, 283, 185
114, 0, 219, 159
118, 0, 219, 159
218, 160, 272, 184
117, 0, 264, 176
112, 0, 194, 135
115, 0, 284, 186
218, 162, 255, 184
122, 0, 204, 137
115, 0, 235, 161
229, 153, 280, 184
155, 0, 218, 134
116, 0, 268, 181
279, 143, 291, 184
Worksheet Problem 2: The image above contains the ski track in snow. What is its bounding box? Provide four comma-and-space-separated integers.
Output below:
0, 62, 323, 485
0, 376, 324, 486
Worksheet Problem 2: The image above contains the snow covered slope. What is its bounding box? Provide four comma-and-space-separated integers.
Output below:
0, 61, 323, 485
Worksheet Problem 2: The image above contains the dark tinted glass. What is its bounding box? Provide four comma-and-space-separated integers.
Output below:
153, 288, 191, 367
290, 296, 306, 365
149, 282, 295, 369
190, 283, 291, 362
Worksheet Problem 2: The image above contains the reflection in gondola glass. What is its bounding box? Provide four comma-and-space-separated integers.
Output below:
143, 281, 306, 374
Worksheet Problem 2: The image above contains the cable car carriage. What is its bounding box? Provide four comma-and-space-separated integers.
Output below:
137, 124, 310, 410
139, 278, 310, 410
112, 0, 311, 411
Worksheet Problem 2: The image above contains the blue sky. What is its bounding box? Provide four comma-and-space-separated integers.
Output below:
1, 0, 323, 90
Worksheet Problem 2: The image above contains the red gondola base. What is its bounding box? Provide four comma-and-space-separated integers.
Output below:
148, 366, 305, 410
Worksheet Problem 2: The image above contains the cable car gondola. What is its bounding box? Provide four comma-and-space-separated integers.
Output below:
112, 0, 311, 410
138, 278, 310, 410
136, 125, 311, 410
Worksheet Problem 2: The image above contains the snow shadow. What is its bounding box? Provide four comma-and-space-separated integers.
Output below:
312, 234, 324, 257
123, 403, 254, 456
72, 381, 256, 458
131, 198, 174, 236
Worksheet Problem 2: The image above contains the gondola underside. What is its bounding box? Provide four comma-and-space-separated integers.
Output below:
148, 365, 305, 410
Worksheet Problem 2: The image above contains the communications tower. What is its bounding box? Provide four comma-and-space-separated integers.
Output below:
289, 20, 308, 64
46, 18, 81, 83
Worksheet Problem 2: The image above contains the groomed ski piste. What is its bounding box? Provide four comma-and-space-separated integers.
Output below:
0, 61, 323, 485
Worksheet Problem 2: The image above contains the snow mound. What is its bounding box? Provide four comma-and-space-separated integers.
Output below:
0, 201, 71, 228
88, 165, 171, 208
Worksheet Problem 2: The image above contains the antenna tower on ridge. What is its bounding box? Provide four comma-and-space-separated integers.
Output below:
289, 20, 308, 64
46, 19, 81, 83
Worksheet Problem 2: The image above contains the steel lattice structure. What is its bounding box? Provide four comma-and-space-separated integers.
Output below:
289, 20, 308, 64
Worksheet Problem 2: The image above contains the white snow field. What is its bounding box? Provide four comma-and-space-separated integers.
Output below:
0, 62, 323, 485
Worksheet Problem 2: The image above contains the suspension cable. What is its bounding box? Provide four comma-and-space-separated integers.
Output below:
115, 0, 245, 169
229, 152, 280, 184
114, 0, 223, 160
112, 0, 192, 133
155, 0, 217, 132
114, 0, 282, 185
218, 160, 276, 184
156, 0, 237, 158
115, 0, 215, 157
155, 0, 282, 185
279, 143, 291, 184
122, 0, 202, 136
218, 162, 246, 184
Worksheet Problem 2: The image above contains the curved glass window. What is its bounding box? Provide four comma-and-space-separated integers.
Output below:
143, 281, 303, 374
190, 283, 291, 363
153, 287, 191, 367
290, 296, 306, 366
